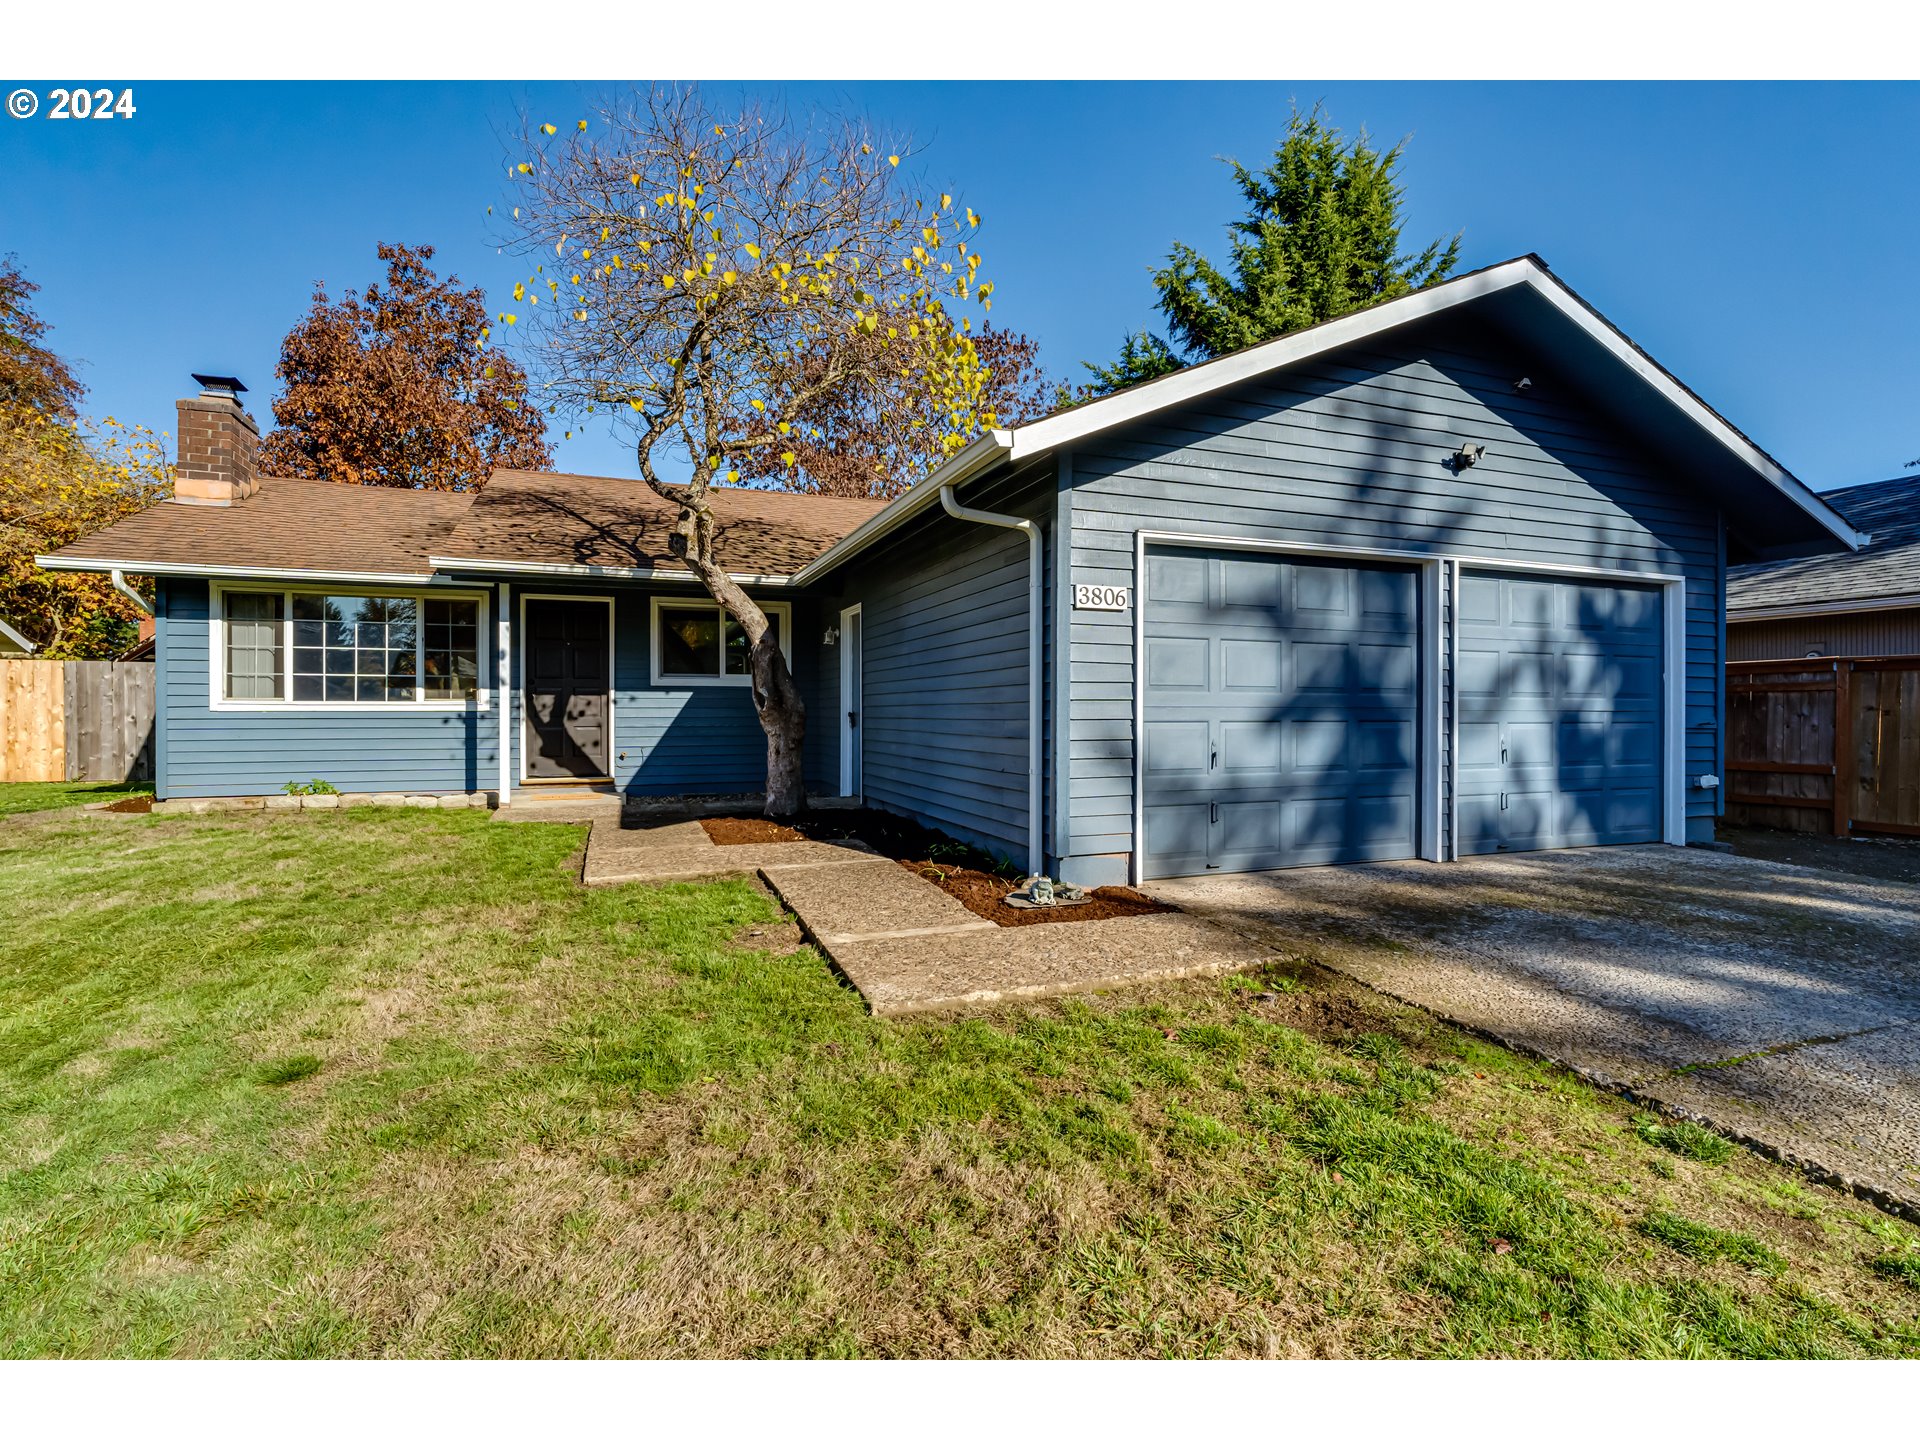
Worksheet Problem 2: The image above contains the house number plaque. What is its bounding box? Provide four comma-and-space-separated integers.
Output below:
1072, 583, 1131, 611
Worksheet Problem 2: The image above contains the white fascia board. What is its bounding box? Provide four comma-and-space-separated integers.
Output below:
37, 555, 444, 585
1006, 262, 1538, 462
1728, 593, 1920, 623
429, 555, 792, 587
788, 430, 1014, 584
1003, 257, 1864, 554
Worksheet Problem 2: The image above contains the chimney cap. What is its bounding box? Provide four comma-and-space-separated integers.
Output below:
191, 373, 248, 398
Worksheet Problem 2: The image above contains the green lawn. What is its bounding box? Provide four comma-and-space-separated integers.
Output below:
1, 796, 1916, 1358
0, 778, 151, 817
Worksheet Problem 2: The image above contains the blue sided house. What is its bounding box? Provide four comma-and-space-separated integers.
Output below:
42, 257, 1861, 885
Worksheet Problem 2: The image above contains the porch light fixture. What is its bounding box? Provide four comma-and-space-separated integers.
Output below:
1453, 443, 1486, 470
822, 625, 839, 646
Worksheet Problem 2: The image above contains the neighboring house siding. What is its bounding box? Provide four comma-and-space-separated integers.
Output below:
1729, 607, 1920, 661
1060, 319, 1724, 884
832, 464, 1053, 865
496, 579, 834, 798
156, 577, 500, 798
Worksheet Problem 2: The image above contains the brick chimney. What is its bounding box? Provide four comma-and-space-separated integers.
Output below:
172, 374, 261, 505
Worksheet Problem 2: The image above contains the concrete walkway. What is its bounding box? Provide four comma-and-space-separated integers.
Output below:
576, 815, 1276, 1015
1151, 846, 1920, 1216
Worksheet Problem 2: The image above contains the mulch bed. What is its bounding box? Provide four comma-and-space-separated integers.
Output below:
102, 796, 153, 814
697, 810, 1174, 928
702, 815, 805, 845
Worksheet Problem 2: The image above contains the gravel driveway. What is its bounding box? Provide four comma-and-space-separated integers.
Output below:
1151, 846, 1920, 1213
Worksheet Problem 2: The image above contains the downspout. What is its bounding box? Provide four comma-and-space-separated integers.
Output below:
110, 569, 152, 615
940, 483, 1044, 878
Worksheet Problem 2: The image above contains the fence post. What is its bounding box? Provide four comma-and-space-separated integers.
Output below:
1832, 660, 1853, 838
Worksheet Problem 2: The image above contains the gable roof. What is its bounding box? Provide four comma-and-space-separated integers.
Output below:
794, 255, 1863, 583
42, 475, 476, 582
40, 469, 884, 585
430, 469, 885, 581
1728, 473, 1920, 618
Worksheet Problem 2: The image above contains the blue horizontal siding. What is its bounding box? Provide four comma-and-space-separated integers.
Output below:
1061, 317, 1726, 877
156, 577, 498, 798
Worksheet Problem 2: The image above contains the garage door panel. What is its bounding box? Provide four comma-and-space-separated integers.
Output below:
1144, 719, 1211, 782
1456, 572, 1664, 854
1146, 636, 1209, 689
1142, 548, 1422, 880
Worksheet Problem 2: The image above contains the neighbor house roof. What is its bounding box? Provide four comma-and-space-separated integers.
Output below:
40, 469, 884, 585
0, 617, 36, 654
1728, 473, 1920, 619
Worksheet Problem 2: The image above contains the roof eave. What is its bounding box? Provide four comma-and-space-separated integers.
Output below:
1728, 592, 1920, 623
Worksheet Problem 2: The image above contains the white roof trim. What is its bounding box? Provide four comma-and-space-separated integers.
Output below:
429, 555, 793, 587
789, 430, 1013, 584
0, 616, 36, 653
1728, 593, 1920, 623
1000, 256, 1862, 553
37, 555, 445, 585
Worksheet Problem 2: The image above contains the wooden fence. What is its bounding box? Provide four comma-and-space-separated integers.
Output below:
1726, 657, 1920, 837
0, 658, 155, 784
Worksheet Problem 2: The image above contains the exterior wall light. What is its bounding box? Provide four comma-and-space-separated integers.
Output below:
1454, 443, 1486, 469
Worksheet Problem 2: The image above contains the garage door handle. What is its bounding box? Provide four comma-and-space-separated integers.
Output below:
1210, 748, 1218, 770
1210, 802, 1219, 824
1500, 740, 1509, 764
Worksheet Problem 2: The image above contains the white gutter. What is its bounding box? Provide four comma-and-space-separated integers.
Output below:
939, 482, 1044, 879
496, 581, 512, 807
38, 555, 446, 586
109, 569, 152, 615
791, 431, 1014, 586
429, 555, 793, 586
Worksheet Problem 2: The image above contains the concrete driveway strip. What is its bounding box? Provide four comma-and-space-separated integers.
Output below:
1150, 846, 1920, 1215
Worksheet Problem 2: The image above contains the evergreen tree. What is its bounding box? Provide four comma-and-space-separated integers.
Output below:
1084, 106, 1461, 396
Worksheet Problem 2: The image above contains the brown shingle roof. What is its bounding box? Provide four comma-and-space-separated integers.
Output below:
436, 469, 886, 576
47, 474, 474, 576
42, 469, 887, 580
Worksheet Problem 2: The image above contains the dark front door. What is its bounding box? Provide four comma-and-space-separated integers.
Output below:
1142, 548, 1422, 880
524, 599, 611, 780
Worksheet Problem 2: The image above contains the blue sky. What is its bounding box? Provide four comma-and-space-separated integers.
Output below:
3, 80, 1915, 492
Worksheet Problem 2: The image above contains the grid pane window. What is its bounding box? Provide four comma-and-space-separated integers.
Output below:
224, 592, 283, 699
421, 598, 481, 699
289, 594, 419, 703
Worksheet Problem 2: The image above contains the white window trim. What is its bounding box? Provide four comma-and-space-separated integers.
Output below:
209, 580, 491, 713
647, 595, 792, 688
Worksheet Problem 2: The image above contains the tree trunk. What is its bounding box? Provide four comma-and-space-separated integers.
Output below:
752, 632, 807, 818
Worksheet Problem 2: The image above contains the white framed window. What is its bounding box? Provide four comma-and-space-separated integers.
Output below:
210, 582, 490, 711
648, 596, 791, 687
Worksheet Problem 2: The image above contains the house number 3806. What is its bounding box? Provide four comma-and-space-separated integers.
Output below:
1072, 583, 1130, 611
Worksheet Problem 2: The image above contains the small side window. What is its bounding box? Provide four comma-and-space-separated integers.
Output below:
224, 592, 284, 700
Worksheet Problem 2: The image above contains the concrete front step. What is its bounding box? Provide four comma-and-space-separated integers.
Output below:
758, 857, 995, 945
831, 913, 1279, 1017
583, 836, 880, 886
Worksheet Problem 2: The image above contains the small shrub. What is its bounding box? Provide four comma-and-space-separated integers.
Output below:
256, 1054, 323, 1086
1639, 1210, 1784, 1273
1633, 1113, 1735, 1164
281, 778, 340, 797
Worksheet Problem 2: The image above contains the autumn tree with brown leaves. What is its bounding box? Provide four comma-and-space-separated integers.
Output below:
260, 243, 553, 491
1, 256, 84, 423
733, 324, 1051, 499
502, 88, 1004, 815
0, 256, 168, 656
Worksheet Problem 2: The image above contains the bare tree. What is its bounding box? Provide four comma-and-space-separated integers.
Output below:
499, 87, 999, 816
